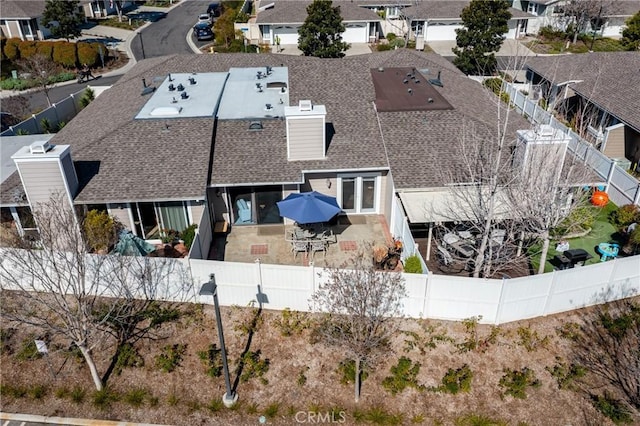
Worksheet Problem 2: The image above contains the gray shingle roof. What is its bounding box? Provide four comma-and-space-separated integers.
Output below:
526, 52, 640, 132
1, 50, 532, 205
0, 0, 45, 19
256, 0, 382, 24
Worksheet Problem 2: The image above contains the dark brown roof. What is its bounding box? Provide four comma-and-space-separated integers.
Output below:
526, 52, 640, 132
371, 67, 453, 112
255, 0, 382, 24
1, 50, 533, 205
0, 0, 45, 19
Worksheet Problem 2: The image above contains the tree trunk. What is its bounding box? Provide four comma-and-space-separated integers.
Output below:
78, 344, 103, 391
537, 231, 551, 275
354, 358, 361, 402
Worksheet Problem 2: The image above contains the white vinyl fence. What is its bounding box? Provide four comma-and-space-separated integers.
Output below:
2, 248, 638, 325
503, 82, 640, 207
389, 197, 429, 273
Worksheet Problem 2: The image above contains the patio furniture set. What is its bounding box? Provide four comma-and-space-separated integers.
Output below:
287, 225, 337, 260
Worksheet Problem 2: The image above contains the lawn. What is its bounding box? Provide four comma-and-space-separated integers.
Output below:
532, 202, 620, 273
525, 36, 627, 54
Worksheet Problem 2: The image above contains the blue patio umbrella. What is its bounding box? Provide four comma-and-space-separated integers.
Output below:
276, 191, 341, 224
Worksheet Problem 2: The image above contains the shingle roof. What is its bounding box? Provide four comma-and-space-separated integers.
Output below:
0, 0, 46, 19
255, 0, 382, 24
396, 1, 533, 20
1, 50, 532, 205
526, 52, 640, 133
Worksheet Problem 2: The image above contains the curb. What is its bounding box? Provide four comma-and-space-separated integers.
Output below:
0, 412, 171, 426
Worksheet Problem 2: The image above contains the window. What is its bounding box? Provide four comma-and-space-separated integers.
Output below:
259, 25, 271, 41
229, 186, 283, 225
338, 174, 379, 213
527, 2, 538, 15
132, 201, 189, 239
387, 6, 400, 18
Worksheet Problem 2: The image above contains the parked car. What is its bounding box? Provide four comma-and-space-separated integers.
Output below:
193, 22, 214, 41
207, 2, 221, 18
197, 13, 211, 25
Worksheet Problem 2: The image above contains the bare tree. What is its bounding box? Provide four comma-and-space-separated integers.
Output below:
507, 127, 595, 274
561, 0, 617, 44
569, 297, 640, 415
16, 54, 61, 107
0, 193, 194, 390
310, 247, 407, 402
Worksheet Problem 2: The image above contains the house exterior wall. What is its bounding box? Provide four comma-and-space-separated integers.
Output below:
603, 124, 625, 159
304, 172, 338, 199
108, 203, 133, 229
189, 201, 205, 226
286, 116, 325, 160
14, 161, 67, 206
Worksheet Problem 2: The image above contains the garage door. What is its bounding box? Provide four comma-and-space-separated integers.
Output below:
425, 22, 460, 41
343, 23, 367, 43
273, 25, 299, 44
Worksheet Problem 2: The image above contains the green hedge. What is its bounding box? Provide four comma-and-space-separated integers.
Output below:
18, 40, 37, 58
36, 42, 54, 60
4, 38, 21, 60
77, 42, 99, 67
52, 41, 77, 68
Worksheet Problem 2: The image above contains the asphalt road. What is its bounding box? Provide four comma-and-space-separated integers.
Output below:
131, 0, 206, 60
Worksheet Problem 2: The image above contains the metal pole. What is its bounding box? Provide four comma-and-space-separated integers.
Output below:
212, 280, 233, 400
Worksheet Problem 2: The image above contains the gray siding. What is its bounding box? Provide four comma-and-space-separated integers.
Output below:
287, 117, 324, 160
16, 161, 67, 206
108, 204, 133, 230
604, 125, 625, 159
189, 202, 205, 226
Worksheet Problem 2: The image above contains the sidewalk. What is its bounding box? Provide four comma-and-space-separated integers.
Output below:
0, 412, 170, 426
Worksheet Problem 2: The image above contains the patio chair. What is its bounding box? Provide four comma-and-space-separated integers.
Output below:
235, 199, 252, 224
309, 239, 327, 260
291, 240, 308, 259
436, 245, 453, 266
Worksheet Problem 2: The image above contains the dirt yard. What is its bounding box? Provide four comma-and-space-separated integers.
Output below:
1, 295, 636, 426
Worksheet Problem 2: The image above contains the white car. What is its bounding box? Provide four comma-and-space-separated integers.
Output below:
198, 13, 211, 25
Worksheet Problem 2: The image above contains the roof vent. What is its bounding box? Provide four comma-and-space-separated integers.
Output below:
280, 87, 286, 93
299, 100, 312, 111
265, 103, 273, 111
378, 67, 384, 72
256, 83, 263, 92
408, 88, 413, 95
171, 97, 177, 104
29, 140, 53, 154
150, 106, 182, 116
257, 71, 264, 79
428, 71, 443, 88
403, 79, 408, 84
427, 97, 434, 103
249, 121, 263, 131
180, 91, 189, 99
141, 78, 155, 96
168, 83, 175, 91
176, 83, 185, 91
266, 66, 273, 75
188, 77, 196, 85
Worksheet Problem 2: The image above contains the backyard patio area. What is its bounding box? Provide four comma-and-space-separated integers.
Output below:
207, 214, 392, 267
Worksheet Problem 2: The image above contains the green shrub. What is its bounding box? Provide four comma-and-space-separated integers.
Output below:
4, 38, 21, 60
498, 367, 541, 399
382, 356, 424, 395
0, 78, 31, 91
402, 323, 454, 355
18, 40, 37, 58
386, 33, 397, 41
197, 343, 223, 377
538, 25, 567, 40
546, 357, 586, 390
389, 38, 405, 49
376, 43, 393, 51
1, 384, 28, 398
403, 254, 423, 273
49, 71, 75, 83
123, 387, 148, 407
555, 322, 581, 341
264, 402, 280, 418
29, 384, 48, 399
52, 41, 77, 68
181, 223, 197, 250
54, 387, 70, 399
16, 337, 43, 361
297, 367, 309, 387
70, 386, 86, 403
591, 392, 634, 424
83, 208, 118, 252
92, 388, 119, 409
79, 86, 95, 108
35, 42, 54, 60
609, 204, 640, 229
207, 398, 224, 412
455, 414, 508, 426
516, 325, 550, 352
483, 77, 503, 94
155, 343, 186, 373
113, 343, 144, 376
337, 358, 368, 385
433, 364, 473, 394
357, 407, 403, 425
40, 117, 53, 133
77, 42, 99, 67
273, 308, 310, 336
552, 204, 598, 237
238, 350, 270, 384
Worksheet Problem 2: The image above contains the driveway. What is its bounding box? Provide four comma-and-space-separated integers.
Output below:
273, 43, 373, 56
427, 38, 536, 57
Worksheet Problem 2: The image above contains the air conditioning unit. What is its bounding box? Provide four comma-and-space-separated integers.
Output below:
29, 140, 53, 154
612, 157, 632, 171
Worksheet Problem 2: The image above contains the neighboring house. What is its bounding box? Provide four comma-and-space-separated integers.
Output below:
0, 0, 133, 41
525, 52, 640, 169
1, 50, 538, 256
253, 0, 535, 47
0, 0, 50, 40
510, 0, 640, 37
255, 0, 383, 46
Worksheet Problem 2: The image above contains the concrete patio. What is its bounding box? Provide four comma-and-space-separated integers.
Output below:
208, 214, 393, 267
